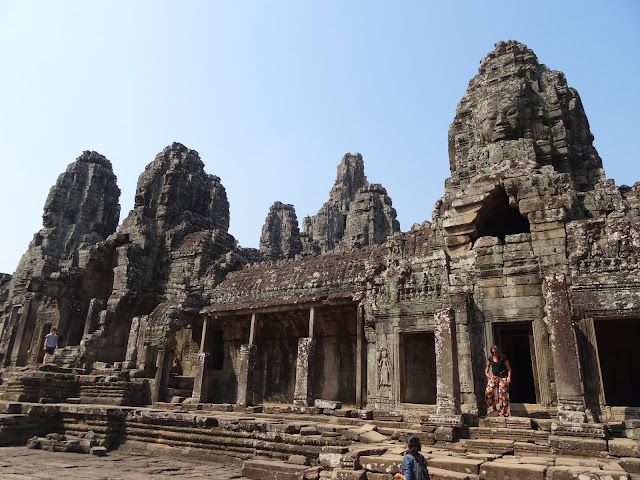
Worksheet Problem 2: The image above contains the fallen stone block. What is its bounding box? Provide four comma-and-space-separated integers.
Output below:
428, 467, 477, 480
428, 456, 483, 475
315, 399, 342, 410
620, 458, 640, 474
288, 454, 309, 465
479, 461, 547, 480
359, 431, 388, 444
610, 439, 640, 458
242, 459, 309, 480
267, 422, 300, 434
365, 473, 393, 480
358, 454, 402, 474
334, 469, 367, 480
90, 446, 107, 456
303, 466, 321, 480
26, 436, 41, 449
546, 465, 629, 480
319, 452, 343, 468
300, 425, 318, 436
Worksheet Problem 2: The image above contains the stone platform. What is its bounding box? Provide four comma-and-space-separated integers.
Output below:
0, 400, 638, 479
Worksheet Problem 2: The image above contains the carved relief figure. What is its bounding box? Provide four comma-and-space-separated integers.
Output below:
378, 347, 390, 387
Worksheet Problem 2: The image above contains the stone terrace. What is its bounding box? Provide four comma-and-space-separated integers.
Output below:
0, 400, 638, 480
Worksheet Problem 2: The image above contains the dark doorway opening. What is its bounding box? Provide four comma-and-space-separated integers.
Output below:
475, 187, 530, 243
400, 332, 436, 404
494, 323, 537, 404
594, 318, 640, 407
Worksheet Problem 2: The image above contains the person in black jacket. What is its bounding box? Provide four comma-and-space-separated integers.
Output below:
485, 345, 512, 416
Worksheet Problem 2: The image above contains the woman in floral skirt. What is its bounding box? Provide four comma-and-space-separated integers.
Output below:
485, 345, 512, 417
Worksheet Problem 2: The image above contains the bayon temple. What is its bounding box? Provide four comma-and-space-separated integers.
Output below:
0, 41, 639, 478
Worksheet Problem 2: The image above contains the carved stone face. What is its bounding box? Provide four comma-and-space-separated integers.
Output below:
478, 90, 533, 145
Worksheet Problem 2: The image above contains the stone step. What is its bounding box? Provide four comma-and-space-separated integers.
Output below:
478, 416, 533, 429
468, 426, 549, 444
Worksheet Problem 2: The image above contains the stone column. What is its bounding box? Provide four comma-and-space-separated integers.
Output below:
532, 318, 553, 406
236, 344, 257, 407
543, 273, 588, 423
199, 316, 209, 352
83, 298, 105, 338
123, 316, 141, 369
421, 308, 463, 441
450, 293, 477, 412
10, 299, 36, 366
293, 337, 315, 406
151, 346, 171, 404
191, 352, 210, 403
356, 303, 365, 409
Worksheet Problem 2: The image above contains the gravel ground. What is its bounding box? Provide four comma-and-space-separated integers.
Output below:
0, 446, 245, 480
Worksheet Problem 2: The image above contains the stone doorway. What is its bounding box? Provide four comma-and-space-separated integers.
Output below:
35, 322, 52, 364
494, 324, 537, 404
399, 332, 436, 404
594, 318, 640, 407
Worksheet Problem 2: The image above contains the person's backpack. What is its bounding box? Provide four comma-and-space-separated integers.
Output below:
407, 452, 430, 480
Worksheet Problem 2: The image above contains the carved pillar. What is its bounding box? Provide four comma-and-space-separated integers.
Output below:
576, 317, 606, 420
421, 308, 463, 440
192, 352, 211, 403
151, 346, 171, 404
450, 293, 477, 411
293, 337, 315, 406
11, 299, 37, 366
199, 316, 209, 352
435, 308, 462, 416
83, 298, 105, 338
543, 274, 587, 423
123, 316, 141, 369
532, 318, 553, 406
356, 302, 365, 409
236, 343, 257, 407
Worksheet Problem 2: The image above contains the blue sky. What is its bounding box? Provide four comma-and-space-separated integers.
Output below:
0, 1, 638, 274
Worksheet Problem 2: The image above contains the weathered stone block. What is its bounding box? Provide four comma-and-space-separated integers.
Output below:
242, 459, 308, 480
90, 446, 107, 456
319, 452, 343, 468
619, 457, 640, 473
358, 455, 401, 474
334, 469, 367, 480
610, 439, 640, 458
359, 431, 388, 444
288, 455, 309, 465
428, 456, 483, 475
479, 461, 547, 480
365, 473, 393, 480
315, 399, 342, 410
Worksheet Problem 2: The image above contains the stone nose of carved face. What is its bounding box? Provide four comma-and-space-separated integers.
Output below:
495, 111, 508, 126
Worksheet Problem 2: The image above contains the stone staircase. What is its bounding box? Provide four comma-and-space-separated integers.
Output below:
464, 416, 552, 456
165, 375, 194, 403
49, 346, 83, 369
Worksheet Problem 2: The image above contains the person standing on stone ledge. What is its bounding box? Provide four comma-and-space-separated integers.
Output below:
43, 328, 58, 364
485, 345, 512, 417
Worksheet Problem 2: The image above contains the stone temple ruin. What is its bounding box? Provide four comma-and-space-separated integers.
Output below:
0, 41, 639, 479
